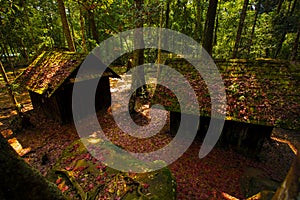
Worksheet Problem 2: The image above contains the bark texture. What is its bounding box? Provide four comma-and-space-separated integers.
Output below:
232, 0, 249, 58
202, 0, 218, 56
57, 0, 75, 51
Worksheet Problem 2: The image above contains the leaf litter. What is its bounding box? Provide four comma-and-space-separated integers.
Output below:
0, 72, 297, 199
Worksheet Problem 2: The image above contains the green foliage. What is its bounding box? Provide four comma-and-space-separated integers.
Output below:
0, 0, 299, 68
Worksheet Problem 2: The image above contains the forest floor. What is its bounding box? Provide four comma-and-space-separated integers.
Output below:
0, 69, 299, 199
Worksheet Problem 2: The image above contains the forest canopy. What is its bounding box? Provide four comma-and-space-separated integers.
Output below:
0, 0, 299, 68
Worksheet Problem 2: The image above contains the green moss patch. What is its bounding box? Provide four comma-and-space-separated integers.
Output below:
152, 58, 300, 129
47, 139, 176, 200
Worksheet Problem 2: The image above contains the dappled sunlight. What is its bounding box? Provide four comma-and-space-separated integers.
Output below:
0, 0, 299, 198
221, 192, 239, 200
0, 66, 297, 198
270, 136, 297, 155
0, 128, 13, 138
8, 137, 31, 156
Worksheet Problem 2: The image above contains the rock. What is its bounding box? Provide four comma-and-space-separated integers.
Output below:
47, 138, 177, 200
240, 167, 280, 198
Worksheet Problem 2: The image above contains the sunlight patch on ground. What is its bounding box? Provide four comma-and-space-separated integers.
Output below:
8, 137, 31, 156
110, 74, 132, 93
271, 136, 297, 155
1, 129, 13, 138
221, 192, 239, 200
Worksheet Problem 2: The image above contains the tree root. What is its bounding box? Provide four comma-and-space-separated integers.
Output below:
55, 170, 152, 200
56, 169, 87, 200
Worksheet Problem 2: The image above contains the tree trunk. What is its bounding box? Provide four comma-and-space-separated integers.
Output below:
182, 1, 188, 34
276, 0, 284, 14
232, 0, 249, 59
213, 9, 219, 46
163, 0, 171, 50
274, 0, 297, 58
194, 0, 203, 43
290, 0, 297, 15
7, 43, 17, 76
79, 6, 87, 52
57, 0, 75, 51
0, 133, 66, 200
274, 32, 287, 58
247, 0, 262, 56
202, 0, 218, 56
67, 4, 76, 50
0, 61, 20, 115
24, 2, 37, 52
157, 5, 163, 66
45, 3, 58, 48
129, 0, 147, 114
0, 39, 16, 76
88, 10, 100, 44
16, 38, 29, 65
165, 0, 171, 29
291, 23, 300, 61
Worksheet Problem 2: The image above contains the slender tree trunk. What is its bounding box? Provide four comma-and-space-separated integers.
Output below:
214, 1, 222, 46
274, 32, 286, 58
202, 0, 218, 56
88, 10, 100, 44
7, 43, 17, 76
232, 0, 249, 59
277, 0, 284, 14
165, 0, 171, 29
19, 38, 29, 63
163, 0, 171, 50
247, 0, 262, 56
0, 40, 16, 76
291, 23, 300, 61
79, 7, 87, 52
156, 3, 163, 84
129, 0, 147, 114
290, 0, 297, 14
67, 4, 76, 50
133, 0, 145, 71
194, 0, 203, 43
24, 3, 37, 52
157, 5, 163, 66
0, 133, 66, 200
213, 10, 219, 45
45, 4, 56, 48
182, 2, 188, 34
57, 0, 75, 51
0, 61, 21, 116
0, 45, 10, 67
286, 0, 292, 15
274, 0, 297, 58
